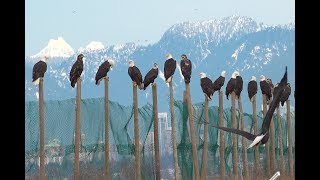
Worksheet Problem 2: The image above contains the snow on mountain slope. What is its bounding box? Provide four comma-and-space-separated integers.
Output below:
25, 16, 295, 113
31, 37, 75, 59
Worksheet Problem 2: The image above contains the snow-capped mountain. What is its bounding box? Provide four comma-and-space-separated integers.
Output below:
31, 37, 75, 59
25, 16, 295, 113
84, 41, 105, 52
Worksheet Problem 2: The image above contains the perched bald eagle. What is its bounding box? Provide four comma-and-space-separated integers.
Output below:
280, 83, 291, 106
260, 75, 272, 102
234, 71, 243, 99
180, 54, 192, 84
164, 53, 176, 83
225, 71, 237, 100
69, 54, 84, 88
128, 60, 144, 89
212, 70, 226, 92
95, 59, 115, 85
212, 66, 288, 149
266, 78, 274, 93
247, 76, 258, 102
32, 56, 48, 85
143, 63, 158, 90
199, 72, 214, 100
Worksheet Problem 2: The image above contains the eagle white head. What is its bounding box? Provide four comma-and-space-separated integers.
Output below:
251, 76, 256, 81
199, 72, 207, 79
166, 53, 173, 60
108, 59, 115, 69
260, 75, 266, 81
128, 60, 135, 67
231, 71, 238, 79
153, 63, 158, 69
221, 70, 226, 77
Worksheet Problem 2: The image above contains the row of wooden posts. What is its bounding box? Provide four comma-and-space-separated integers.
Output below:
36, 76, 294, 180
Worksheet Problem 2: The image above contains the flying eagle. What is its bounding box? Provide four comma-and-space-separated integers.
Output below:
32, 56, 48, 85
199, 72, 215, 100
180, 54, 192, 84
128, 60, 144, 89
247, 76, 258, 102
164, 53, 176, 83
143, 63, 159, 90
260, 75, 272, 102
95, 59, 115, 85
69, 54, 84, 88
225, 71, 237, 100
211, 66, 288, 148
212, 70, 226, 92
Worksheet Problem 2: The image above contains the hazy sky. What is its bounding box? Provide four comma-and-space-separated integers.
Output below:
25, 0, 295, 56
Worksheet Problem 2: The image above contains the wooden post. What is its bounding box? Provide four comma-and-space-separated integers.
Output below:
200, 95, 209, 180
252, 95, 260, 176
276, 107, 285, 176
231, 92, 238, 180
169, 81, 179, 180
104, 77, 109, 180
186, 83, 200, 180
74, 78, 81, 180
287, 100, 294, 177
237, 96, 248, 179
39, 78, 45, 180
219, 91, 225, 180
133, 83, 141, 180
262, 94, 270, 177
152, 83, 161, 180
269, 101, 276, 174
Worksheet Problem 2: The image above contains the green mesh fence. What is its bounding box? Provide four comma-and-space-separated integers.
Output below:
25, 98, 295, 179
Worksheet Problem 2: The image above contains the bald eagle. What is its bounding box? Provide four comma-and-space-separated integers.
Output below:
69, 54, 84, 88
95, 59, 115, 85
32, 56, 48, 85
212, 70, 226, 92
260, 75, 272, 102
247, 76, 258, 102
143, 63, 158, 90
128, 60, 144, 89
280, 83, 291, 106
225, 71, 237, 100
212, 66, 288, 148
180, 54, 192, 84
234, 71, 243, 99
199, 72, 214, 100
164, 53, 176, 83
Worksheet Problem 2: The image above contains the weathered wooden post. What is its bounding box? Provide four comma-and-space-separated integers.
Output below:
39, 78, 45, 180
231, 92, 238, 180
276, 107, 285, 176
287, 100, 294, 177
269, 101, 276, 174
169, 81, 179, 180
219, 90, 225, 180
262, 94, 270, 177
200, 95, 209, 180
133, 83, 141, 180
152, 83, 161, 180
252, 94, 261, 176
186, 83, 200, 180
104, 77, 109, 180
74, 78, 81, 180
238, 96, 248, 179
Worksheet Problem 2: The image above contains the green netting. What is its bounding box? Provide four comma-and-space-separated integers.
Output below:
25, 98, 295, 179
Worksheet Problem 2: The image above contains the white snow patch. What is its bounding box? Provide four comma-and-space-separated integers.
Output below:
31, 37, 74, 59
176, 63, 184, 82
35, 92, 39, 100
85, 41, 104, 51
231, 43, 245, 61
158, 70, 169, 87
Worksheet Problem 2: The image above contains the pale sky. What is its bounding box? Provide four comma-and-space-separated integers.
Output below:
25, 0, 295, 56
